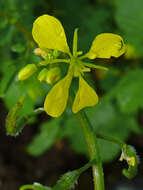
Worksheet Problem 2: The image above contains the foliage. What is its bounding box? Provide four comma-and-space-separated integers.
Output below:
114, 0, 143, 55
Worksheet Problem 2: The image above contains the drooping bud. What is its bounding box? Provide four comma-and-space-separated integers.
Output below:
18, 64, 37, 81
38, 68, 48, 82
46, 67, 61, 84
119, 144, 139, 179
53, 159, 96, 190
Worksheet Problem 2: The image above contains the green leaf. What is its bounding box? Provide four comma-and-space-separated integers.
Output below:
57, 98, 140, 163
60, 116, 88, 156
27, 118, 61, 156
79, 5, 113, 52
11, 43, 26, 53
0, 61, 17, 97
86, 101, 140, 162
0, 17, 8, 29
115, 69, 143, 114
4, 81, 35, 115
115, 0, 143, 55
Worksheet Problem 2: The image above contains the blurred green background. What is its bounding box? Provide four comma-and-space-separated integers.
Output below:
0, 0, 143, 189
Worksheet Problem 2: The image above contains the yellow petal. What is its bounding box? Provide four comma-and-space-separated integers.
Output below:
87, 33, 125, 59
32, 14, 70, 54
72, 76, 98, 113
44, 73, 72, 117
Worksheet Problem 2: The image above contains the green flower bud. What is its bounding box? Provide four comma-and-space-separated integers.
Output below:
120, 144, 139, 179
18, 64, 37, 81
38, 68, 48, 82
53, 50, 60, 58
53, 170, 79, 190
46, 67, 61, 84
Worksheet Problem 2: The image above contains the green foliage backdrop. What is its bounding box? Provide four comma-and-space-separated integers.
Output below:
0, 0, 143, 165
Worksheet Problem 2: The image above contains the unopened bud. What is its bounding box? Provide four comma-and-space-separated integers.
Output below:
34, 48, 48, 59
38, 68, 48, 82
46, 67, 61, 84
33, 48, 42, 56
18, 64, 37, 80
53, 50, 60, 58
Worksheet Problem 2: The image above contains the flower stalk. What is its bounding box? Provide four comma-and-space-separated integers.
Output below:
75, 110, 104, 190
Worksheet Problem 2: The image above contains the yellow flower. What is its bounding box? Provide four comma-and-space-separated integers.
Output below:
32, 14, 125, 117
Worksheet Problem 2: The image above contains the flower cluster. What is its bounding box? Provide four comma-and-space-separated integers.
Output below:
18, 14, 125, 117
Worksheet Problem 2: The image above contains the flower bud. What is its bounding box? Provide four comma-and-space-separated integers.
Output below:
18, 64, 37, 81
52, 50, 60, 58
33, 48, 42, 56
46, 67, 61, 84
34, 48, 48, 59
38, 68, 48, 82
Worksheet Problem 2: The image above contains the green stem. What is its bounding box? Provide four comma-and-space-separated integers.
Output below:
75, 110, 104, 190
81, 61, 108, 71
78, 53, 89, 60
97, 133, 124, 148
78, 159, 96, 173
49, 59, 70, 64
